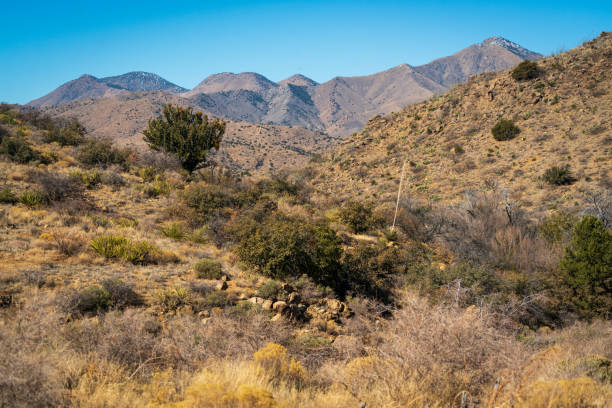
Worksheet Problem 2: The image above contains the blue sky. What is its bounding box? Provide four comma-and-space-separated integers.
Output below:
1, 0, 610, 104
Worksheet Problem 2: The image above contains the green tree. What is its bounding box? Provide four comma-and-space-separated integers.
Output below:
143, 104, 225, 173
559, 215, 612, 318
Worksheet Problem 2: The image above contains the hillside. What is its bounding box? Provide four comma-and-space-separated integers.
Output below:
44, 91, 335, 175
30, 36, 540, 138
309, 32, 611, 213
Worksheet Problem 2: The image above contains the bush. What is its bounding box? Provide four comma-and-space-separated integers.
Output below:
142, 177, 172, 198
161, 222, 186, 240
143, 104, 226, 173
101, 278, 143, 308
559, 216, 612, 318
78, 139, 131, 169
194, 258, 224, 279
204, 290, 229, 307
339, 201, 380, 233
69, 169, 102, 189
181, 183, 237, 219
155, 287, 189, 311
90, 235, 173, 265
511, 60, 539, 81
138, 166, 159, 182
235, 216, 343, 289
0, 135, 41, 163
491, 119, 520, 141
253, 343, 306, 388
257, 280, 283, 299
19, 190, 49, 207
0, 186, 17, 204
70, 285, 112, 314
28, 169, 83, 202
539, 211, 578, 244
543, 165, 574, 185
43, 120, 86, 146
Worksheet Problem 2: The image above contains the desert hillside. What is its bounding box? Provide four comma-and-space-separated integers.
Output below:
310, 32, 611, 213
44, 91, 336, 175
0, 34, 610, 408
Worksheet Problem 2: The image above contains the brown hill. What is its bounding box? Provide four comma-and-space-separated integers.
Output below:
43, 91, 335, 175
308, 32, 612, 213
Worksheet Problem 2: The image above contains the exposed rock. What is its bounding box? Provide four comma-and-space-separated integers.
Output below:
287, 292, 301, 304
262, 299, 274, 310
215, 281, 228, 291
272, 300, 287, 313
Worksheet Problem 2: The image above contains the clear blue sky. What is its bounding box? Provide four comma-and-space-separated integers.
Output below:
1, 0, 610, 104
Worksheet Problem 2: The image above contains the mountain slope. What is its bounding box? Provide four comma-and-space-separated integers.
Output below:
31, 37, 540, 138
28, 72, 185, 108
308, 32, 611, 212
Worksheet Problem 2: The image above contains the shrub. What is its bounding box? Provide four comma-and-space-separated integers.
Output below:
194, 258, 224, 279
511, 60, 539, 81
142, 177, 172, 198
78, 139, 131, 169
235, 216, 343, 289
256, 280, 283, 299
543, 165, 574, 185
253, 343, 306, 388
19, 190, 49, 207
43, 120, 86, 146
559, 215, 612, 318
339, 201, 380, 233
161, 222, 186, 240
0, 186, 17, 204
69, 169, 102, 189
155, 287, 189, 311
204, 290, 229, 307
143, 104, 226, 173
181, 183, 236, 219
539, 211, 578, 244
70, 285, 112, 314
27, 169, 83, 202
491, 119, 520, 141
101, 278, 143, 308
90, 235, 171, 265
0, 135, 40, 163
138, 166, 159, 182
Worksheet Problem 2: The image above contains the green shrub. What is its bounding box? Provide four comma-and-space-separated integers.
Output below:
71, 285, 112, 314
161, 222, 186, 240
511, 60, 539, 81
194, 258, 223, 279
0, 186, 17, 204
69, 169, 102, 189
138, 166, 159, 182
155, 287, 189, 311
543, 165, 574, 185
78, 140, 131, 169
257, 280, 283, 299
559, 216, 611, 318
235, 216, 343, 289
143, 104, 225, 173
142, 177, 172, 198
539, 211, 578, 244
203, 290, 229, 307
43, 120, 86, 146
181, 183, 235, 218
19, 190, 49, 207
90, 235, 168, 265
491, 119, 520, 141
0, 136, 40, 163
339, 201, 379, 233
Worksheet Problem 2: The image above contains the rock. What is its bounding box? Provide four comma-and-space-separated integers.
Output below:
215, 281, 228, 291
237, 293, 248, 300
262, 299, 274, 310
198, 310, 210, 319
221, 275, 229, 282
272, 300, 287, 313
248, 297, 264, 304
271, 313, 283, 322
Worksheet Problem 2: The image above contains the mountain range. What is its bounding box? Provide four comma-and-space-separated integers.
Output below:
30, 36, 540, 139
